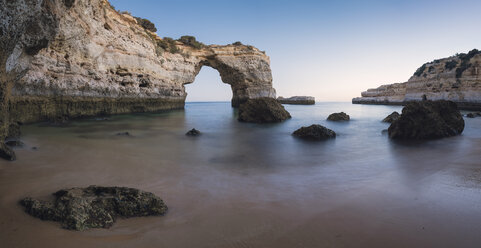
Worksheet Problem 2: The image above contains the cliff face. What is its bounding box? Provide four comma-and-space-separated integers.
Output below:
1, 0, 275, 126
353, 49, 481, 110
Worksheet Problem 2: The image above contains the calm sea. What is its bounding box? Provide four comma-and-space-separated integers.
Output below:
1, 102, 481, 248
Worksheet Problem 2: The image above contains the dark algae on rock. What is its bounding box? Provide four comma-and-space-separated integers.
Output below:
238, 98, 291, 123
388, 100, 465, 140
293, 125, 336, 141
20, 186, 168, 231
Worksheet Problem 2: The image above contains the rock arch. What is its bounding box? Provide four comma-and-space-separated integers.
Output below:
187, 45, 276, 107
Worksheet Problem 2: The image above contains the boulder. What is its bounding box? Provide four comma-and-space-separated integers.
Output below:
382, 111, 400, 123
293, 125, 336, 141
327, 112, 350, 121
20, 186, 168, 231
238, 98, 291, 123
388, 100, 465, 139
186, 128, 201, 136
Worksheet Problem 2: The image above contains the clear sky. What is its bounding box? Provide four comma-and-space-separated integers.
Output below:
110, 0, 481, 102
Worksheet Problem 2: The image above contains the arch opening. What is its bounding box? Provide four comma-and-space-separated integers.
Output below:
184, 66, 232, 103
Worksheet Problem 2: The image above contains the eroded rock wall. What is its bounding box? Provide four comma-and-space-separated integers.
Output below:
353, 50, 481, 110
1, 1, 275, 119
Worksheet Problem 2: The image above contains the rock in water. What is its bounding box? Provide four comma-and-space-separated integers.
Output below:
466, 112, 481, 118
293, 125, 336, 141
238, 98, 291, 123
277, 96, 315, 105
388, 100, 465, 139
382, 111, 400, 123
327, 112, 350, 121
20, 186, 168, 231
186, 128, 201, 136
0, 143, 16, 161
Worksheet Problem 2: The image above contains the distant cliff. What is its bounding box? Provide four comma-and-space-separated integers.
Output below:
0, 0, 276, 159
353, 49, 481, 110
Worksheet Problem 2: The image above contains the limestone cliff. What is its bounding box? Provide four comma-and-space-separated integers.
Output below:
353, 49, 481, 110
1, 0, 275, 125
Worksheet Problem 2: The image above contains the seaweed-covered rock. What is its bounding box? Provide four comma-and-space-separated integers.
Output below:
0, 143, 16, 161
388, 100, 464, 140
186, 128, 201, 136
293, 125, 336, 141
382, 111, 400, 123
238, 98, 291, 123
20, 186, 168, 231
327, 112, 350, 121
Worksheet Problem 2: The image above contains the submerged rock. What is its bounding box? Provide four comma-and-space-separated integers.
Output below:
238, 98, 291, 123
382, 111, 400, 123
0, 143, 16, 161
293, 125, 336, 141
327, 112, 350, 121
388, 100, 464, 140
277, 96, 315, 105
186, 128, 201, 136
20, 186, 168, 231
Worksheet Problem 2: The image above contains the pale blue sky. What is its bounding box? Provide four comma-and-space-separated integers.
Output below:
110, 0, 481, 102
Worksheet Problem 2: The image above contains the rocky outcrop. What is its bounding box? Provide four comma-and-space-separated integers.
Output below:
382, 111, 400, 123
20, 186, 168, 231
277, 96, 315, 105
0, 0, 277, 159
388, 100, 465, 140
353, 49, 481, 110
327, 112, 350, 121
292, 124, 336, 141
238, 98, 291, 123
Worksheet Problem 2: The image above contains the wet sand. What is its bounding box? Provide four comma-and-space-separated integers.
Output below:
1, 102, 481, 248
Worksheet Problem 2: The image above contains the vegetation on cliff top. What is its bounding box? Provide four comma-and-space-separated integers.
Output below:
455, 49, 480, 78
134, 17, 157, 33
177, 36, 204, 49
413, 49, 480, 78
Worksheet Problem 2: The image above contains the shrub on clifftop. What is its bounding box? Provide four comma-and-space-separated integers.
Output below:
177, 36, 204, 49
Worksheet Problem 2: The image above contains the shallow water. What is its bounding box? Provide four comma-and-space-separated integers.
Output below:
1, 102, 481, 248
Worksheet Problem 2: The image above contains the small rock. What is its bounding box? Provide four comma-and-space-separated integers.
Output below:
20, 186, 168, 231
116, 132, 130, 136
32, 147, 38, 150
293, 124, 336, 141
186, 128, 201, 136
466, 112, 481, 118
327, 112, 350, 121
382, 111, 400, 123
388, 100, 464, 139
238, 98, 291, 123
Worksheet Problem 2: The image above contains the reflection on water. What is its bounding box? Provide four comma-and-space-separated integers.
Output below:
1, 102, 481, 248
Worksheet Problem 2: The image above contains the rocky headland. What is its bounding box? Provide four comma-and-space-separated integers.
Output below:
0, 0, 278, 159
353, 49, 481, 110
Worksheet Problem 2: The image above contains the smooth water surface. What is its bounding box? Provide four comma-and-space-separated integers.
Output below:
1, 102, 481, 248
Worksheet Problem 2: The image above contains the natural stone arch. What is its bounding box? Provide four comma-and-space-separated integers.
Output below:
186, 46, 276, 107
